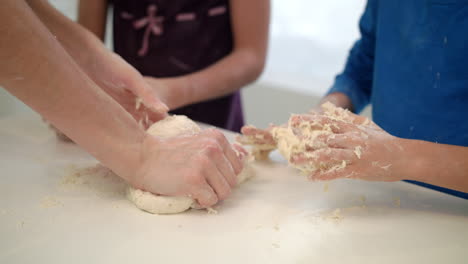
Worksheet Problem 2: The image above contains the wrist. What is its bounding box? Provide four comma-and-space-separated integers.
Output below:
160, 77, 193, 109
106, 128, 148, 187
395, 138, 427, 182
123, 132, 161, 190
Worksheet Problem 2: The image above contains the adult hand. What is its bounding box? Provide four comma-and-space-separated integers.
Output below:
49, 52, 168, 142
131, 129, 243, 208
86, 52, 169, 127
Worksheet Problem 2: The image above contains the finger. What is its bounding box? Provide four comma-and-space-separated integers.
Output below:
207, 129, 243, 175
49, 124, 74, 143
290, 148, 355, 166
292, 114, 358, 134
311, 167, 358, 181
207, 143, 238, 188
240, 126, 275, 145
127, 78, 169, 115
231, 143, 248, 160
135, 90, 169, 114
198, 155, 233, 201
232, 143, 247, 154
190, 182, 218, 208
318, 132, 365, 149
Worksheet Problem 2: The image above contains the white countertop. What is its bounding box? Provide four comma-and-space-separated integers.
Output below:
1, 113, 467, 264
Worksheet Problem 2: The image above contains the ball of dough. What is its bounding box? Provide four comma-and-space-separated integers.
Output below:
126, 188, 193, 215
127, 115, 255, 215
146, 115, 201, 138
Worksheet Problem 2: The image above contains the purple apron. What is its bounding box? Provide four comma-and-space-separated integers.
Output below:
113, 0, 244, 132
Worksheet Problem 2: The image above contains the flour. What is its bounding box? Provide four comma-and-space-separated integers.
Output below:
270, 115, 335, 174
127, 115, 255, 214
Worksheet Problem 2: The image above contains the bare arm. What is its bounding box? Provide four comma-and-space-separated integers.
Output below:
78, 0, 108, 41
288, 110, 468, 193
1, 0, 243, 207
404, 139, 468, 192
0, 0, 144, 180
27, 0, 167, 121
145, 0, 270, 110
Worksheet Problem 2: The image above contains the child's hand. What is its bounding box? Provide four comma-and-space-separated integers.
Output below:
237, 125, 278, 160
289, 112, 408, 182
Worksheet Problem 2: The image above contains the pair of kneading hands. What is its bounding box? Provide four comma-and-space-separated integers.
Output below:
0, 0, 244, 210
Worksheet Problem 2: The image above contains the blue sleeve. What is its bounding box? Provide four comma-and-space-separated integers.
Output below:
327, 0, 378, 113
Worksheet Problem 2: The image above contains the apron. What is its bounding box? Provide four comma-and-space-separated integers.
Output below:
113, 0, 244, 132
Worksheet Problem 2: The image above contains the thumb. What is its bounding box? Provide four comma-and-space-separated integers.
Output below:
125, 74, 169, 115
134, 85, 169, 114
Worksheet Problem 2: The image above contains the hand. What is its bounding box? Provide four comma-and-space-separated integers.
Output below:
48, 52, 169, 142
131, 129, 243, 208
86, 52, 169, 127
289, 112, 408, 182
237, 125, 278, 160
144, 76, 189, 110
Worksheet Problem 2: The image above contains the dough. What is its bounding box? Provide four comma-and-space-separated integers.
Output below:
239, 103, 366, 175
271, 102, 363, 174
127, 115, 255, 214
271, 116, 335, 174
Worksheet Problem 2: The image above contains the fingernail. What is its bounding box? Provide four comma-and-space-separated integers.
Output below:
156, 103, 169, 113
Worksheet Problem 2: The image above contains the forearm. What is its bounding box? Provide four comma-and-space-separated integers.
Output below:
78, 0, 108, 40
161, 49, 265, 108
0, 0, 144, 181
403, 139, 468, 192
26, 0, 109, 80
149, 0, 269, 109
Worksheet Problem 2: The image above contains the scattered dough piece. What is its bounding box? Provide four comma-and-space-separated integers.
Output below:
127, 115, 255, 215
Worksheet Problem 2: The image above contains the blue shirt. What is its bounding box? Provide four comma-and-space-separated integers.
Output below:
328, 0, 468, 198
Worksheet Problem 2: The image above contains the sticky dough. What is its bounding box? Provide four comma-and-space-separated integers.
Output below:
270, 102, 364, 174
127, 115, 255, 214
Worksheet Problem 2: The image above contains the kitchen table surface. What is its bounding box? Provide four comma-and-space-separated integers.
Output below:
1, 112, 467, 264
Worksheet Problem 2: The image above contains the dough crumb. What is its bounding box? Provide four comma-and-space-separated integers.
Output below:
272, 243, 280, 248
354, 146, 362, 159
18, 221, 26, 228
393, 197, 401, 207
207, 207, 218, 214
40, 196, 62, 208
323, 183, 329, 192
322, 208, 344, 222
135, 97, 143, 110
331, 208, 343, 220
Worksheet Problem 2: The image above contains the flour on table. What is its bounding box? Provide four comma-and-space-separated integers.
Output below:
127, 115, 255, 215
